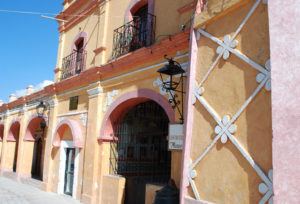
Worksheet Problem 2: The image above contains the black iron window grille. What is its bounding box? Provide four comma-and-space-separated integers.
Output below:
60, 50, 86, 81
112, 13, 156, 59
109, 101, 171, 184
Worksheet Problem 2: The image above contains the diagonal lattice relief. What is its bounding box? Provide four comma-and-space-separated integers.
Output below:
187, 0, 272, 203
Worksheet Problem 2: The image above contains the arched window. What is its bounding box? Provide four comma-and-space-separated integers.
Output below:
61, 32, 87, 80
73, 37, 85, 74
112, 0, 155, 58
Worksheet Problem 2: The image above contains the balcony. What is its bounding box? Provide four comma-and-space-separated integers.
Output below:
112, 13, 156, 59
60, 50, 86, 81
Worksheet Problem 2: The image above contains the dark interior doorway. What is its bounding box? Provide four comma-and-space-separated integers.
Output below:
112, 100, 171, 204
12, 123, 20, 172
13, 138, 19, 172
31, 120, 46, 180
64, 148, 75, 196
132, 4, 148, 48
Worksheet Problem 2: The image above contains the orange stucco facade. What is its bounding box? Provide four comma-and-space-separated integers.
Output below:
0, 0, 277, 204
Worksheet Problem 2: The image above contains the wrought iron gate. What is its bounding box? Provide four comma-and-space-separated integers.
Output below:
110, 101, 171, 203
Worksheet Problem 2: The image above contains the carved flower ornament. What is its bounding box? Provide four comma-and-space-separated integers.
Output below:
256, 59, 271, 91
216, 35, 238, 60
214, 115, 236, 144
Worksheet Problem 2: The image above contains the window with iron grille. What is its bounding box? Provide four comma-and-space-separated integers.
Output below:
69, 96, 78, 111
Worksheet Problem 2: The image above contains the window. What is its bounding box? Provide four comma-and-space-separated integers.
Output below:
69, 96, 79, 111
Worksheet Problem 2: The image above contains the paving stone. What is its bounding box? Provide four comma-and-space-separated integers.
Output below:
0, 177, 81, 204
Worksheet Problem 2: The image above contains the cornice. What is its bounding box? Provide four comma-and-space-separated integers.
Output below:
58, 0, 90, 19
0, 31, 189, 112
58, 0, 104, 32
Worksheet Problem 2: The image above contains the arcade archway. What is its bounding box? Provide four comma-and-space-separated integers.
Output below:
24, 114, 48, 180
113, 100, 171, 204
101, 89, 174, 204
7, 120, 20, 172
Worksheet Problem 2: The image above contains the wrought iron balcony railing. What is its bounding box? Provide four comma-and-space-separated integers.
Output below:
60, 50, 86, 81
112, 13, 156, 59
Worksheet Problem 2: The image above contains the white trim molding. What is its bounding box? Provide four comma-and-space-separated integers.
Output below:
103, 90, 118, 112
87, 86, 104, 99
58, 140, 80, 200
57, 110, 88, 117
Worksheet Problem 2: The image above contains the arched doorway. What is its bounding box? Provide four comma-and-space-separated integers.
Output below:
31, 120, 46, 180
53, 119, 83, 199
24, 114, 47, 180
111, 101, 171, 204
7, 120, 20, 172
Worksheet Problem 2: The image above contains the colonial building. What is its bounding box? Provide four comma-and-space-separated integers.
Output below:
0, 0, 299, 204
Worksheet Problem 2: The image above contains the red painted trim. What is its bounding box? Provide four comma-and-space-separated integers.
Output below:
98, 136, 119, 143
53, 118, 83, 148
58, 0, 90, 19
93, 47, 107, 55
99, 89, 175, 141
178, 2, 196, 14
24, 113, 48, 142
54, 68, 61, 73
0, 31, 189, 113
62, 0, 72, 6
58, 0, 103, 32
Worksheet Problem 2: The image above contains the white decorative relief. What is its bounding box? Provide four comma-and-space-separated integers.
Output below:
79, 113, 87, 126
87, 87, 103, 99
189, 0, 273, 203
192, 81, 204, 105
256, 59, 271, 91
57, 117, 65, 124
103, 90, 118, 112
216, 35, 238, 60
214, 115, 236, 144
258, 169, 273, 204
153, 77, 173, 101
49, 99, 58, 108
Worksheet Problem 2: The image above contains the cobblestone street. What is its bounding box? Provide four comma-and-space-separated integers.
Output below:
0, 177, 81, 204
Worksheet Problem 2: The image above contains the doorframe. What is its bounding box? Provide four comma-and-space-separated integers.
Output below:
57, 140, 79, 199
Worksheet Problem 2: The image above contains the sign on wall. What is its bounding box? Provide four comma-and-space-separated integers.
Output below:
168, 124, 184, 150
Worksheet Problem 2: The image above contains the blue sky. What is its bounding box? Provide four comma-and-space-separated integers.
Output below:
0, 1, 62, 102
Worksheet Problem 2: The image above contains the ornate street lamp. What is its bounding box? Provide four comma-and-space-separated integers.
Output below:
36, 101, 48, 118
157, 55, 185, 124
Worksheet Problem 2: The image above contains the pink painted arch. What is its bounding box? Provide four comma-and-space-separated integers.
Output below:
7, 118, 21, 142
99, 89, 175, 141
53, 119, 83, 148
24, 113, 48, 142
124, 0, 154, 23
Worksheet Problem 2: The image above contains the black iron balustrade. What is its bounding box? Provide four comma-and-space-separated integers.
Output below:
60, 50, 86, 81
112, 13, 156, 59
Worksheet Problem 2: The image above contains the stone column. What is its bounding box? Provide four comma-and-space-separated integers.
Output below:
0, 111, 11, 172
81, 85, 103, 204
41, 98, 58, 191
16, 105, 31, 180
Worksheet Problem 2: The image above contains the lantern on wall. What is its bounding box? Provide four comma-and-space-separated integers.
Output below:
157, 55, 186, 124
36, 101, 47, 118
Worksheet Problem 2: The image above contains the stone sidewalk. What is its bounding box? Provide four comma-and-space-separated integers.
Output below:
0, 177, 81, 204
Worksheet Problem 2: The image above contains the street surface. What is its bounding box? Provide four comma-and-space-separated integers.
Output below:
0, 177, 81, 204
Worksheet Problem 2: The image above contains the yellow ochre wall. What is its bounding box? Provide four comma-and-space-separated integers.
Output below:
188, 0, 271, 203
55, 0, 194, 82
